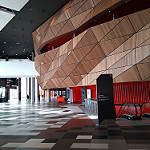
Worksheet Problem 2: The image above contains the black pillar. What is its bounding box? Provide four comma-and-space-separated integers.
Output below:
5, 87, 9, 102
18, 78, 21, 101
37, 82, 40, 101
97, 74, 116, 125
32, 77, 35, 102
29, 78, 31, 100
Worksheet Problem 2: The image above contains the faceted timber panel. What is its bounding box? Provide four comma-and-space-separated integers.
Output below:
35, 8, 150, 89
73, 44, 96, 62
33, 0, 121, 54
103, 17, 135, 41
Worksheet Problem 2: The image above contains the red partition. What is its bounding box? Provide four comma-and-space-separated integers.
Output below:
57, 96, 65, 102
71, 81, 150, 105
71, 85, 97, 103
50, 91, 53, 98
84, 85, 96, 99
113, 81, 150, 105
71, 86, 82, 103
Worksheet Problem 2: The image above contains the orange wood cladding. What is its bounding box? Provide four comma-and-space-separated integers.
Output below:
33, 0, 121, 54
35, 7, 150, 89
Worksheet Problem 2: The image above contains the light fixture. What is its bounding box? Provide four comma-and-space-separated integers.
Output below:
0, 0, 29, 11
0, 9, 15, 31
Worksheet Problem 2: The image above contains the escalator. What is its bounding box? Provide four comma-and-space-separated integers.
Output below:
115, 103, 142, 120
115, 102, 150, 120
141, 102, 150, 119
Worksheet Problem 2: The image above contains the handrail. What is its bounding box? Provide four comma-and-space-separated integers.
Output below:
115, 103, 142, 118
85, 98, 97, 100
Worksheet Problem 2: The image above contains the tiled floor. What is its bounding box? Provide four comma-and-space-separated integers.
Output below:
0, 101, 150, 150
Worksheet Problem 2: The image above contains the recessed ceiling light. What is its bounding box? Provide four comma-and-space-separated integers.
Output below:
3, 51, 4, 53
29, 6, 32, 10
16, 53, 17, 55
4, 41, 6, 44
0, 0, 29, 11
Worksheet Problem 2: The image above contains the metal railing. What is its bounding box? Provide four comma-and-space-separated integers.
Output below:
84, 98, 97, 113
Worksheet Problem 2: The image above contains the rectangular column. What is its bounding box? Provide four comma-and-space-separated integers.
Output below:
32, 77, 35, 102
29, 77, 31, 100
18, 78, 21, 101
97, 74, 116, 125
47, 89, 50, 101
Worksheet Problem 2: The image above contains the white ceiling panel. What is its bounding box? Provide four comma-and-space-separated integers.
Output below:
0, 10, 15, 31
0, 0, 29, 11
0, 60, 39, 78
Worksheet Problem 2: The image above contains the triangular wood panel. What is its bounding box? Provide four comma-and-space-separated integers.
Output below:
73, 44, 96, 62
72, 0, 93, 17
136, 62, 150, 81
34, 6, 150, 89
51, 20, 67, 36
67, 0, 86, 17
70, 75, 83, 85
99, 34, 132, 56
63, 77, 75, 87
74, 29, 98, 50
61, 63, 77, 76
41, 28, 55, 45
83, 43, 105, 61
71, 9, 92, 28
63, 51, 79, 65
128, 8, 150, 32
103, 17, 135, 41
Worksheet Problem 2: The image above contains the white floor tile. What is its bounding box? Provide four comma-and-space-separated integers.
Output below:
2, 143, 23, 148
18, 139, 44, 148
76, 135, 93, 139
37, 143, 56, 148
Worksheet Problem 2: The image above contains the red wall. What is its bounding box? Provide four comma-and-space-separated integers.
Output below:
71, 81, 150, 105
71, 86, 82, 103
113, 81, 150, 105
84, 85, 97, 99
71, 85, 97, 103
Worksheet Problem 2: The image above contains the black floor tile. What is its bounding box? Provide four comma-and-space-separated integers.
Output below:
51, 139, 75, 150
56, 130, 68, 132
62, 133, 78, 139
108, 130, 122, 136
71, 127, 83, 130
42, 139, 59, 143
92, 135, 108, 139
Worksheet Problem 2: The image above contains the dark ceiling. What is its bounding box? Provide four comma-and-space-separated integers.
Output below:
0, 0, 70, 59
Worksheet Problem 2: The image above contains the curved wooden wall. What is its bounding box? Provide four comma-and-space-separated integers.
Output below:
34, 7, 150, 89
33, 0, 150, 89
32, 0, 121, 54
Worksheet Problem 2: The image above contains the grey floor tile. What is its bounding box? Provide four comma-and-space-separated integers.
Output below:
90, 143, 108, 149
76, 135, 93, 139
71, 143, 90, 149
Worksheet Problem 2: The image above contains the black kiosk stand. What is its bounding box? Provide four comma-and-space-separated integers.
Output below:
96, 74, 116, 125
